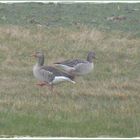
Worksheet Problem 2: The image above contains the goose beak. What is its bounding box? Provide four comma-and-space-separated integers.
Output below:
31, 53, 37, 57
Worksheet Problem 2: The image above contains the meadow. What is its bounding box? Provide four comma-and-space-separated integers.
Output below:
0, 3, 140, 137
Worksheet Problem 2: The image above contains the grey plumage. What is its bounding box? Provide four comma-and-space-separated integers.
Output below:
54, 51, 96, 76
41, 66, 75, 82
32, 51, 75, 86
55, 59, 87, 67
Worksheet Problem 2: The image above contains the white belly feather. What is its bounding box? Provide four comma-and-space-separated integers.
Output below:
52, 76, 75, 84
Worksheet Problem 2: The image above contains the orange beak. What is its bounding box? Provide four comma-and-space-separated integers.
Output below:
31, 53, 37, 57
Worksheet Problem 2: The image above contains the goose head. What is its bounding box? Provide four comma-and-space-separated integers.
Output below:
32, 51, 44, 66
87, 51, 96, 62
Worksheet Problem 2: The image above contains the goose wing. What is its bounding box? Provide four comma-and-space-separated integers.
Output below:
41, 66, 74, 80
54, 59, 87, 67
40, 66, 55, 82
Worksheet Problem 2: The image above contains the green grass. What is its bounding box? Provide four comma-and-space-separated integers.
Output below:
0, 3, 140, 137
0, 3, 140, 32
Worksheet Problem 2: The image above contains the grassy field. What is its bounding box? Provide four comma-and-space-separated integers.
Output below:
0, 3, 140, 32
0, 3, 140, 137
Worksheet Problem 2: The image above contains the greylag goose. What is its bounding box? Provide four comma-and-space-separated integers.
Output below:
32, 51, 75, 90
54, 51, 96, 76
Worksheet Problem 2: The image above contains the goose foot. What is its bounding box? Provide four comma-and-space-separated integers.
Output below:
36, 82, 48, 87
36, 82, 54, 93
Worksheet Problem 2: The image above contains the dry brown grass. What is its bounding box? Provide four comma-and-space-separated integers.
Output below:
0, 25, 140, 137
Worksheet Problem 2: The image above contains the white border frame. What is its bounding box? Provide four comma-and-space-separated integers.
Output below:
0, 0, 140, 139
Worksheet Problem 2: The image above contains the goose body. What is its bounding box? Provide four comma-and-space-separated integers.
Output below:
33, 64, 75, 85
54, 51, 96, 76
32, 51, 75, 88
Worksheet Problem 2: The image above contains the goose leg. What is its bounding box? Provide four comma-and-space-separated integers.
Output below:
36, 82, 46, 87
36, 82, 54, 93
42, 82, 53, 92
43, 83, 53, 91
50, 84, 54, 92
48, 84, 59, 94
